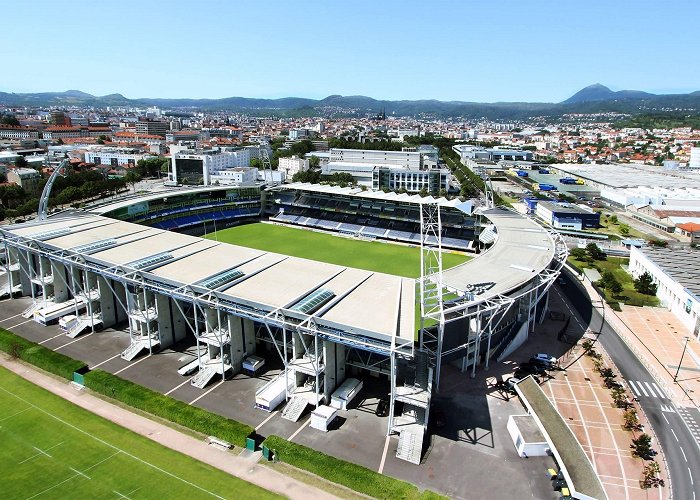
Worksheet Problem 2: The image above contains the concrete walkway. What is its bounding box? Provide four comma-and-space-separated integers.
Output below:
0, 356, 339, 500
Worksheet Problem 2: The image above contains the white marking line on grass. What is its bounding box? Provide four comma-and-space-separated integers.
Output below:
7, 319, 32, 330
38, 333, 65, 345
255, 411, 278, 431
0, 407, 29, 422
165, 378, 192, 396
53, 333, 93, 351
33, 446, 52, 458
378, 435, 391, 474
0, 386, 225, 499
288, 417, 311, 442
70, 467, 91, 480
113, 354, 151, 375
18, 441, 64, 464
188, 380, 225, 406
113, 491, 131, 500
91, 353, 122, 369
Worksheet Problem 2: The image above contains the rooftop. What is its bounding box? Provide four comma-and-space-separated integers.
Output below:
638, 246, 700, 298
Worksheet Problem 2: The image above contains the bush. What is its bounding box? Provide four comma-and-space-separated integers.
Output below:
84, 369, 253, 446
0, 328, 87, 380
640, 461, 665, 489
263, 435, 437, 499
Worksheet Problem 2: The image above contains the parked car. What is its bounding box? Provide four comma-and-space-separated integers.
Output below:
534, 353, 558, 367
519, 362, 546, 375
530, 357, 552, 368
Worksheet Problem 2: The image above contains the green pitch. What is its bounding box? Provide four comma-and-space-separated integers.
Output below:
0, 367, 277, 500
205, 223, 470, 278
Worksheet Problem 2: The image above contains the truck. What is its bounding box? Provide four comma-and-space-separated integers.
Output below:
534, 183, 557, 192
559, 177, 577, 185
516, 170, 529, 177
538, 168, 550, 174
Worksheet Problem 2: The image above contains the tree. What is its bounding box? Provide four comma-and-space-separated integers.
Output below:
631, 433, 654, 459
619, 223, 630, 235
586, 242, 605, 260
640, 461, 664, 489
123, 170, 142, 193
418, 188, 429, 197
0, 114, 20, 126
609, 214, 618, 224
623, 408, 641, 431
250, 158, 263, 169
634, 272, 658, 296
308, 155, 320, 169
608, 278, 623, 296
570, 247, 588, 261
14, 156, 28, 169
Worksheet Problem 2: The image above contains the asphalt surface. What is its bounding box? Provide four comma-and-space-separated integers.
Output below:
559, 271, 700, 500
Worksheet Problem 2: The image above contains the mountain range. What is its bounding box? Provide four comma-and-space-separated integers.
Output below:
1, 84, 700, 119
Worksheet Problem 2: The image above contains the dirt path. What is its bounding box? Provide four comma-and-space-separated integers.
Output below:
0, 356, 339, 500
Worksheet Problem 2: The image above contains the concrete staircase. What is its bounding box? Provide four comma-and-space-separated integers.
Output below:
190, 365, 218, 389
281, 395, 308, 422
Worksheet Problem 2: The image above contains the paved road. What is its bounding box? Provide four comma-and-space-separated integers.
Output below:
558, 273, 700, 500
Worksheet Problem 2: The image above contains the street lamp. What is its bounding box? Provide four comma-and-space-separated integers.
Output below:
673, 336, 690, 383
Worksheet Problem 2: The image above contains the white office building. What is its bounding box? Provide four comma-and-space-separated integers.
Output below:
210, 167, 259, 186
690, 147, 700, 170
329, 148, 423, 169
278, 155, 309, 179
85, 146, 156, 167
629, 247, 700, 337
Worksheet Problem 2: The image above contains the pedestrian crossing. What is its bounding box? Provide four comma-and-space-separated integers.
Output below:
678, 407, 700, 445
626, 380, 667, 399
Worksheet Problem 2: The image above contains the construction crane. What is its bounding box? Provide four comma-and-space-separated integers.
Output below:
37, 158, 70, 220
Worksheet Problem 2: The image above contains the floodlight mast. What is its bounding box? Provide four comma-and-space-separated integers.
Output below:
38, 158, 70, 220
260, 146, 275, 186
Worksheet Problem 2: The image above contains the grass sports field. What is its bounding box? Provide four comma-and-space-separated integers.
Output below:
204, 223, 470, 278
0, 367, 276, 500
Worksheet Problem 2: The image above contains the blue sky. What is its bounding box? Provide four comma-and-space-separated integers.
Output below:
3, 0, 699, 102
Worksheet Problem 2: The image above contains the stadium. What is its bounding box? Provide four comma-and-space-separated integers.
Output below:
0, 182, 566, 465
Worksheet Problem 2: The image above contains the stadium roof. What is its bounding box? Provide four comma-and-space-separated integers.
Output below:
2, 213, 415, 347
280, 182, 473, 212
442, 208, 556, 298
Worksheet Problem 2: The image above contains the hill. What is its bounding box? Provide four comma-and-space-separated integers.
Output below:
1, 85, 700, 119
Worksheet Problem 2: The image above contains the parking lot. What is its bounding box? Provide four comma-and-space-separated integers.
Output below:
0, 291, 582, 499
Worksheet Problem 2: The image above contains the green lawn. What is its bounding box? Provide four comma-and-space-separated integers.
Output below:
568, 256, 660, 307
0, 367, 277, 500
205, 223, 470, 278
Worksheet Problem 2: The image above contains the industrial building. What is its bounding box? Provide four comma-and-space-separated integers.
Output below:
534, 201, 600, 230
0, 184, 565, 464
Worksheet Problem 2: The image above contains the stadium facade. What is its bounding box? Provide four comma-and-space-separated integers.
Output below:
0, 184, 566, 464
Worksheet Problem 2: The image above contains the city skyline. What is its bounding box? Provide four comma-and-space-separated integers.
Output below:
4, 0, 700, 102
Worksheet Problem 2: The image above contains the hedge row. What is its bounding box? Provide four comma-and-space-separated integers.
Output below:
84, 369, 254, 447
263, 435, 445, 500
0, 327, 87, 379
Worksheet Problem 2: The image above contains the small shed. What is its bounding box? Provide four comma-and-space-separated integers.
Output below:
507, 414, 549, 458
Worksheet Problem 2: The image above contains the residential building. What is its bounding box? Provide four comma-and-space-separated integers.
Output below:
7, 167, 41, 192
0, 124, 39, 140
